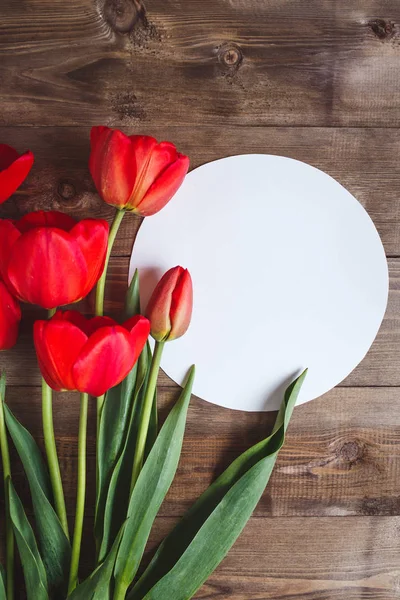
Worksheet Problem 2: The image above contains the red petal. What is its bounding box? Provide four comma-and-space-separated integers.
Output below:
16, 211, 77, 233
34, 319, 88, 390
7, 228, 88, 308
85, 316, 116, 335
0, 149, 34, 204
0, 144, 20, 170
52, 310, 91, 334
0, 280, 21, 350
89, 127, 136, 209
72, 326, 136, 396
0, 220, 21, 291
69, 219, 109, 296
134, 154, 189, 216
123, 315, 150, 362
127, 135, 158, 205
169, 268, 193, 340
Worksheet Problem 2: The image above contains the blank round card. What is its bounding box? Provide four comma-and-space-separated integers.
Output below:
129, 155, 389, 411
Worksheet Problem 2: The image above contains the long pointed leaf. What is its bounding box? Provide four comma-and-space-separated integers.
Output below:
4, 405, 71, 597
98, 343, 151, 562
68, 526, 125, 600
95, 269, 142, 550
130, 370, 306, 600
126, 269, 141, 317
8, 480, 49, 600
114, 366, 195, 593
95, 365, 138, 542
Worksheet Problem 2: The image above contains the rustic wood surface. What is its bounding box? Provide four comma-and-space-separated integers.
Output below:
1, 0, 400, 598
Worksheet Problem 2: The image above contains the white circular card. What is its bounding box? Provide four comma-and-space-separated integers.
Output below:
129, 155, 389, 411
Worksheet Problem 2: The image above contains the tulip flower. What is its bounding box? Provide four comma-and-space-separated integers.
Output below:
146, 266, 193, 342
0, 144, 34, 204
130, 266, 193, 491
0, 211, 109, 309
0, 279, 21, 350
34, 310, 150, 397
89, 126, 189, 216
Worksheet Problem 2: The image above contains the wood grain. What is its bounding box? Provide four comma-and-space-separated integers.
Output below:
1, 126, 400, 255
2, 1, 400, 127
1, 0, 400, 598
4, 386, 400, 521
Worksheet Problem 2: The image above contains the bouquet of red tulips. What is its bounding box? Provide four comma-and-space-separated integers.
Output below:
0, 129, 306, 599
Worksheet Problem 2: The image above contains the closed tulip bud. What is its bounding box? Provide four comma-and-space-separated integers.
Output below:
34, 311, 150, 396
0, 143, 34, 204
0, 279, 21, 350
0, 211, 109, 309
146, 266, 193, 342
89, 126, 189, 217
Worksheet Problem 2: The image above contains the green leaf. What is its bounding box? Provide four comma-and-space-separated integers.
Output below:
126, 269, 141, 317
114, 366, 196, 595
4, 405, 52, 501
98, 343, 151, 562
95, 364, 138, 547
95, 268, 143, 552
0, 562, 6, 600
4, 405, 71, 597
129, 370, 306, 600
8, 480, 49, 600
68, 525, 125, 600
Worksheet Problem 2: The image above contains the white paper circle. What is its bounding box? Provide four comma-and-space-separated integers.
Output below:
129, 155, 388, 411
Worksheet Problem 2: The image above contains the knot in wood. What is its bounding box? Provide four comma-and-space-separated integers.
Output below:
368, 18, 394, 40
337, 440, 363, 464
57, 180, 76, 201
218, 43, 243, 71
103, 0, 143, 34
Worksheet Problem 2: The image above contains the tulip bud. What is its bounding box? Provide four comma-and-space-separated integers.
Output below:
146, 266, 193, 342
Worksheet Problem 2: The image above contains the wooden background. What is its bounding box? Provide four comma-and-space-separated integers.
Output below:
2, 0, 400, 598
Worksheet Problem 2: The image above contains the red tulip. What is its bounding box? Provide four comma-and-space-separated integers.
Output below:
0, 144, 34, 204
0, 279, 21, 350
34, 311, 150, 396
89, 126, 189, 216
146, 266, 193, 342
0, 211, 109, 309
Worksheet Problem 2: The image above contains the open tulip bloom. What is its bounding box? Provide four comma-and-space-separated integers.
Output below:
0, 211, 109, 309
34, 311, 150, 397
0, 128, 306, 600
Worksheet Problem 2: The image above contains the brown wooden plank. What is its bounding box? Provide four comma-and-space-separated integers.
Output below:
2, 1, 400, 127
0, 126, 400, 255
147, 516, 400, 600
4, 386, 400, 519
2, 513, 399, 599
0, 255, 396, 388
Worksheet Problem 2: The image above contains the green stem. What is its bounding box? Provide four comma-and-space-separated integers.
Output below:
68, 393, 88, 594
130, 341, 164, 493
42, 377, 69, 539
95, 209, 125, 318
0, 386, 14, 600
